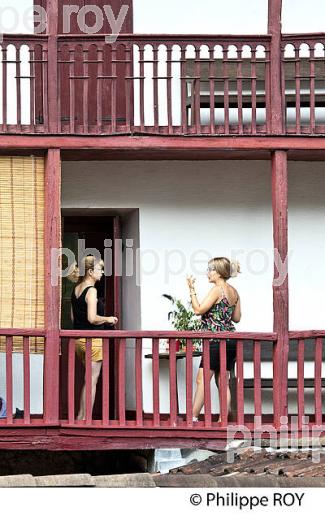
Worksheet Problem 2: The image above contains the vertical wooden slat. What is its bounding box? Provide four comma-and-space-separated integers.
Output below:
180, 46, 188, 133
314, 337, 323, 425
118, 338, 126, 426
309, 47, 316, 134
69, 48, 75, 134
2, 46, 8, 132
186, 339, 194, 427
223, 47, 230, 134
166, 45, 173, 133
219, 340, 228, 427
42, 45, 49, 132
5, 336, 13, 424
209, 46, 216, 134
153, 45, 159, 132
139, 45, 145, 131
23, 336, 31, 424
194, 47, 201, 134
268, 0, 284, 133
111, 45, 117, 133
29, 46, 35, 132
102, 338, 110, 426
251, 48, 257, 134
169, 338, 177, 427
254, 341, 262, 419
44, 149, 61, 424
202, 339, 211, 427
47, 0, 58, 133
68, 338, 75, 425
16, 46, 22, 131
264, 46, 272, 133
96, 47, 103, 134
83, 47, 89, 134
236, 340, 244, 425
297, 338, 305, 429
85, 337, 92, 425
295, 47, 301, 134
237, 47, 243, 134
125, 44, 132, 133
135, 338, 143, 426
152, 338, 160, 427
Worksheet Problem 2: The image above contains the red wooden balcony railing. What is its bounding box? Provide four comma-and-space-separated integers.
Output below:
3, 33, 325, 137
0, 328, 46, 427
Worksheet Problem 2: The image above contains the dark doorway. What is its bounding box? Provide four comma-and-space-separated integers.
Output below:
60, 215, 121, 420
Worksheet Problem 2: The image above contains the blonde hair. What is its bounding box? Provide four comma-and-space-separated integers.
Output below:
210, 257, 241, 280
67, 255, 104, 284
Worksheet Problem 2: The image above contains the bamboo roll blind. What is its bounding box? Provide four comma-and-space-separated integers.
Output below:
0, 156, 45, 353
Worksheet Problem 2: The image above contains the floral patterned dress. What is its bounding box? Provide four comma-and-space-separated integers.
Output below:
199, 287, 237, 372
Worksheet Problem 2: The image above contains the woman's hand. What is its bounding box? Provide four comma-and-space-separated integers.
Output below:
187, 275, 196, 290
106, 316, 118, 325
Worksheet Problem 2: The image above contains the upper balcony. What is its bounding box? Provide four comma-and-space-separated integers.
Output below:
1, 32, 325, 137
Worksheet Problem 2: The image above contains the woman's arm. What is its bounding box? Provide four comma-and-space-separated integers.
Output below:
187, 276, 221, 316
86, 288, 118, 326
232, 294, 241, 323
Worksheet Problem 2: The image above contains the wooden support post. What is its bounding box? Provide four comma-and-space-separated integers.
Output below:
272, 150, 289, 426
43, 149, 61, 424
268, 0, 284, 133
47, 0, 59, 133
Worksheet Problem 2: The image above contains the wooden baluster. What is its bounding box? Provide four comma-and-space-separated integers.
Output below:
186, 339, 194, 427
219, 339, 228, 427
153, 45, 159, 132
194, 46, 201, 134
169, 338, 177, 427
2, 46, 7, 132
69, 48, 75, 134
314, 337, 323, 425
111, 45, 117, 134
209, 46, 216, 134
251, 48, 257, 134
236, 340, 244, 425
23, 336, 31, 424
152, 338, 160, 427
237, 47, 243, 134
202, 339, 211, 427
295, 47, 301, 134
139, 45, 145, 131
102, 338, 110, 426
264, 46, 272, 133
118, 338, 126, 426
85, 338, 92, 425
6, 336, 13, 424
309, 47, 316, 134
254, 341, 262, 420
125, 44, 132, 133
16, 46, 22, 131
297, 339, 305, 429
29, 46, 35, 132
180, 46, 188, 133
83, 47, 89, 134
42, 45, 49, 132
135, 338, 143, 427
96, 46, 103, 134
166, 45, 173, 134
68, 338, 75, 425
223, 47, 230, 134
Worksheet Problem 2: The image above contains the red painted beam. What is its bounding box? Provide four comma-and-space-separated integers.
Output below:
268, 0, 284, 134
60, 330, 278, 340
43, 149, 61, 424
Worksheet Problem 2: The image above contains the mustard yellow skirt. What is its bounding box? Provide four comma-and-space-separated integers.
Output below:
75, 338, 103, 363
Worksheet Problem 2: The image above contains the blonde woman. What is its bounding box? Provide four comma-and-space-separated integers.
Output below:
68, 255, 118, 420
187, 257, 241, 422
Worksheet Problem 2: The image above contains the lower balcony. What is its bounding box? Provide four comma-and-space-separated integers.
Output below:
0, 328, 324, 450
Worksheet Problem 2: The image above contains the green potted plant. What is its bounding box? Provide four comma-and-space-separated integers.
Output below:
162, 294, 202, 351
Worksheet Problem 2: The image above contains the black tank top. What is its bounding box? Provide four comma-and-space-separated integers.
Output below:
71, 286, 106, 330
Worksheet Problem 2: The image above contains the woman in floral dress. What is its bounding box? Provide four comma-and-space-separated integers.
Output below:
187, 257, 241, 422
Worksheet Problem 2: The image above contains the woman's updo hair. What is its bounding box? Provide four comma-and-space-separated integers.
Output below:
67, 255, 104, 284
209, 257, 241, 280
